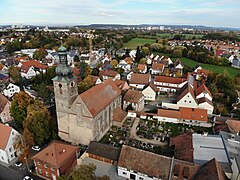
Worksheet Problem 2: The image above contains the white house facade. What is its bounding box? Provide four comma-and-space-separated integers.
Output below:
3, 83, 20, 98
0, 124, 21, 164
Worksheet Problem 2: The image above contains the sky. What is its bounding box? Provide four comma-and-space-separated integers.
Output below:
0, 0, 240, 28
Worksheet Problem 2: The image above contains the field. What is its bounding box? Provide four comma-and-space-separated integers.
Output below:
175, 57, 240, 79
124, 38, 155, 49
156, 33, 204, 39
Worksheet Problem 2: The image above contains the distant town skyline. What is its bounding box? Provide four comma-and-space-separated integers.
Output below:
0, 0, 240, 28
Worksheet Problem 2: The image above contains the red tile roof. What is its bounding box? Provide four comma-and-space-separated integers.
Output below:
137, 64, 146, 71
152, 63, 164, 70
0, 123, 12, 149
79, 79, 121, 117
124, 89, 143, 103
21, 60, 48, 69
192, 158, 228, 180
0, 94, 8, 114
130, 73, 151, 85
113, 107, 127, 122
157, 109, 181, 119
155, 76, 186, 84
118, 145, 172, 179
158, 107, 208, 122
198, 97, 213, 106
100, 70, 119, 77
31, 141, 79, 168
73, 68, 80, 76
170, 131, 194, 162
195, 84, 212, 98
179, 107, 208, 122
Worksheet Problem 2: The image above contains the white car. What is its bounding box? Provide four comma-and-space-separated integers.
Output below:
23, 175, 33, 180
31, 146, 41, 151
14, 161, 23, 167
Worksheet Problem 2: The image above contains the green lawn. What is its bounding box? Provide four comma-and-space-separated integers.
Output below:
156, 33, 204, 39
176, 57, 240, 79
124, 38, 155, 49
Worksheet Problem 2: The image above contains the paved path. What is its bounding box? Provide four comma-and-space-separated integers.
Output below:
130, 118, 166, 146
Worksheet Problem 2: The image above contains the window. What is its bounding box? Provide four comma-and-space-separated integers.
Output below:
39, 169, 42, 174
12, 131, 14, 135
9, 147, 12, 152
51, 167, 55, 172
1, 156, 4, 160
139, 177, 144, 180
123, 172, 127, 175
189, 101, 191, 103
44, 164, 48, 168
37, 161, 41, 165
184, 100, 186, 102
46, 171, 49, 177
11, 154, 14, 158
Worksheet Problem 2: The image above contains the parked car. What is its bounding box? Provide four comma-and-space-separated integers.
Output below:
31, 146, 41, 151
23, 175, 33, 180
14, 161, 23, 167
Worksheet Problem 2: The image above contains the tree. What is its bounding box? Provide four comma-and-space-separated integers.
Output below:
33, 48, 48, 61
196, 52, 208, 63
125, 48, 130, 57
8, 66, 22, 85
10, 91, 33, 128
151, 43, 164, 52
110, 59, 118, 68
142, 47, 150, 55
135, 46, 141, 63
172, 49, 182, 58
91, 68, 99, 76
78, 76, 94, 94
139, 58, 147, 64
66, 163, 97, 180
23, 100, 51, 145
79, 59, 88, 79
13, 134, 29, 161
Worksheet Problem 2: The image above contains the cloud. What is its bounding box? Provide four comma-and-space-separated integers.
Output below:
101, 13, 113, 17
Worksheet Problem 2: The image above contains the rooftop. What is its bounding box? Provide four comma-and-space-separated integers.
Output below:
31, 141, 79, 168
87, 141, 121, 161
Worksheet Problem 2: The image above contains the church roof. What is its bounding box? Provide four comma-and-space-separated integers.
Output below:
79, 79, 121, 117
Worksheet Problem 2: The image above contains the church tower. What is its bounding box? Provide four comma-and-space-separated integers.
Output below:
52, 46, 78, 141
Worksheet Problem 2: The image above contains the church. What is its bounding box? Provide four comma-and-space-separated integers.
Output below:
52, 46, 122, 145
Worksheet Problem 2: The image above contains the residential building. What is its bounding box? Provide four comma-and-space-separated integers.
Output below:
137, 64, 147, 74
0, 123, 21, 165
53, 46, 122, 145
100, 69, 120, 81
118, 59, 132, 72
32, 141, 79, 180
3, 83, 20, 98
153, 76, 187, 92
142, 83, 158, 101
0, 94, 12, 123
149, 63, 165, 75
123, 89, 144, 112
129, 73, 151, 90
117, 145, 199, 180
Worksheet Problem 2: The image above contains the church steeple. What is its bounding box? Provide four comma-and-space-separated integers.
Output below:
55, 45, 73, 79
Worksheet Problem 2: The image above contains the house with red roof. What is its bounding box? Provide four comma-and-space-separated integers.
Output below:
18, 60, 48, 79
142, 83, 159, 101
150, 63, 165, 75
0, 123, 21, 165
123, 89, 144, 112
137, 64, 147, 74
0, 94, 13, 123
153, 75, 187, 93
99, 69, 120, 81
129, 73, 151, 90
32, 141, 79, 180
